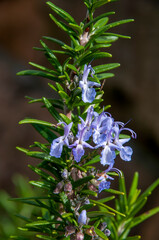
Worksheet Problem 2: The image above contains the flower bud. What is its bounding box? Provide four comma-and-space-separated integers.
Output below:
65, 225, 76, 237
78, 210, 87, 225
61, 169, 69, 180
80, 32, 89, 46
104, 229, 111, 237
85, 226, 96, 237
64, 182, 73, 192
75, 231, 84, 240
53, 181, 64, 194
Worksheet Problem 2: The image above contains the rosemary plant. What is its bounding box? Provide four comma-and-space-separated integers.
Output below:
11, 0, 159, 239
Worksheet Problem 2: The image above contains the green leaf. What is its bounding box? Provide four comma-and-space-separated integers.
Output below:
43, 36, 66, 46
99, 196, 115, 203
83, 155, 100, 167
104, 188, 124, 195
125, 236, 141, 240
29, 62, 58, 75
94, 227, 109, 240
55, 82, 64, 91
28, 165, 56, 183
69, 23, 83, 35
49, 14, 77, 37
95, 35, 118, 44
90, 199, 125, 217
10, 237, 30, 240
96, 73, 114, 80
27, 97, 64, 110
119, 175, 128, 212
65, 63, 78, 72
48, 82, 58, 92
79, 52, 112, 65
17, 70, 60, 82
128, 197, 147, 217
58, 90, 70, 102
29, 181, 53, 190
59, 113, 72, 125
26, 220, 63, 227
93, 17, 109, 30
138, 178, 159, 200
106, 19, 134, 30
72, 164, 87, 173
92, 0, 117, 11
47, 1, 77, 24
22, 150, 66, 167
94, 63, 120, 73
87, 211, 115, 218
42, 97, 63, 122
19, 118, 52, 127
36, 235, 56, 240
131, 207, 159, 228
40, 40, 62, 72
72, 175, 94, 189
89, 44, 111, 52
105, 32, 131, 39
80, 190, 97, 197
128, 172, 139, 205
32, 123, 58, 143
30, 141, 50, 153
84, 12, 115, 30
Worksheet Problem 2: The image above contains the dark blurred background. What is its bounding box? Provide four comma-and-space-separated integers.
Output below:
0, 0, 158, 239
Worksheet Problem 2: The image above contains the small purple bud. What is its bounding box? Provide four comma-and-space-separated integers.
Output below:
78, 210, 87, 225
84, 199, 90, 205
53, 181, 64, 194
104, 229, 111, 237
61, 169, 69, 180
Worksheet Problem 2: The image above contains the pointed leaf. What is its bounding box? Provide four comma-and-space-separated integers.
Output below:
79, 52, 112, 65
128, 172, 139, 205
47, 1, 77, 24
17, 70, 61, 82
94, 227, 109, 240
131, 207, 159, 228
90, 199, 125, 217
72, 175, 94, 189
94, 63, 120, 73
83, 155, 101, 167
87, 211, 115, 218
42, 97, 63, 122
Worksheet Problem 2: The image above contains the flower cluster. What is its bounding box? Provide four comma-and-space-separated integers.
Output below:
50, 107, 136, 168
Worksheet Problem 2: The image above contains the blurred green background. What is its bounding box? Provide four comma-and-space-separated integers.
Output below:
0, 0, 158, 239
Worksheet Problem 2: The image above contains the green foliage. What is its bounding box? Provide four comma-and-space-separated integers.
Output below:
103, 173, 159, 240
9, 0, 159, 239
0, 175, 42, 240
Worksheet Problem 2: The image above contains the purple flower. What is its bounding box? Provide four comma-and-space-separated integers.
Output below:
95, 115, 116, 167
97, 167, 121, 193
78, 210, 87, 225
78, 106, 94, 141
112, 123, 137, 162
98, 181, 111, 193
79, 64, 100, 103
69, 127, 94, 163
50, 122, 73, 158
94, 114, 136, 166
